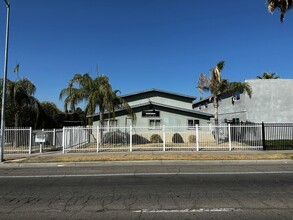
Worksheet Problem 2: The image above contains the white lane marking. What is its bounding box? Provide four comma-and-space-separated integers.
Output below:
133, 208, 241, 213
0, 171, 293, 178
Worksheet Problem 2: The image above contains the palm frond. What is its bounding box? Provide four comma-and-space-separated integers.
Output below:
197, 73, 210, 91
14, 63, 20, 74
227, 82, 252, 98
267, 0, 293, 22
216, 61, 225, 71
256, 72, 280, 79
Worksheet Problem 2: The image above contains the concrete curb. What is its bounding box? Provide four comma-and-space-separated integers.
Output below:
1, 159, 293, 168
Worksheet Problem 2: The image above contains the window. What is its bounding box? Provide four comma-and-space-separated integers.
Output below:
232, 118, 240, 124
103, 119, 118, 131
149, 119, 161, 129
104, 119, 118, 127
188, 119, 199, 129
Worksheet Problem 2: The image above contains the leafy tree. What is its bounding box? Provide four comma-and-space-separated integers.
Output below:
256, 72, 280, 79
40, 102, 63, 128
267, 0, 293, 22
197, 61, 252, 143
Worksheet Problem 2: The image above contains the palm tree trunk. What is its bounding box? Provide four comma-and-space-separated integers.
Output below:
99, 108, 104, 145
214, 98, 220, 144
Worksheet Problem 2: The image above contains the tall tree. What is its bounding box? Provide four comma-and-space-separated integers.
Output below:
267, 0, 293, 22
197, 61, 252, 142
107, 89, 135, 120
68, 73, 112, 126
40, 102, 63, 128
0, 64, 43, 129
197, 73, 209, 100
59, 83, 81, 113
256, 72, 280, 79
60, 73, 134, 126
6, 78, 41, 128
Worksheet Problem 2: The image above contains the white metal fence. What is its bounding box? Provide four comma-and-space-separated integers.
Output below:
62, 126, 98, 153
62, 124, 264, 153
2, 127, 63, 154
3, 123, 292, 154
3, 127, 32, 154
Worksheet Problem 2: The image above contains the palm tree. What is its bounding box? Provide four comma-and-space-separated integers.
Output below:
61, 73, 134, 126
197, 73, 209, 100
6, 78, 41, 128
59, 83, 81, 113
197, 61, 252, 143
256, 72, 280, 79
106, 89, 136, 123
1, 78, 41, 147
61, 73, 134, 145
1, 64, 42, 128
67, 73, 112, 126
267, 0, 293, 22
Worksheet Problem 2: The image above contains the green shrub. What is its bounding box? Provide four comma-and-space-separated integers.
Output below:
132, 134, 150, 145
103, 131, 127, 144
150, 134, 163, 143
172, 133, 184, 143
188, 135, 196, 143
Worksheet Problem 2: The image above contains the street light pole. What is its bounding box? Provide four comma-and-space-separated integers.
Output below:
0, 0, 10, 162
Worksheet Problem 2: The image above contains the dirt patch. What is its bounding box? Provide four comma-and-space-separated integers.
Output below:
7, 152, 293, 163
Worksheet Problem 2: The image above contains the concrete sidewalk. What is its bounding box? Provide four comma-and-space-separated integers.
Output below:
2, 150, 293, 165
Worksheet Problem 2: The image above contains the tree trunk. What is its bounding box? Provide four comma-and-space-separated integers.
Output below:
214, 98, 220, 144
99, 108, 104, 146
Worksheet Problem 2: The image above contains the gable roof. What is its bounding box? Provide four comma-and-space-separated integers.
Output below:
91, 101, 213, 120
120, 88, 196, 103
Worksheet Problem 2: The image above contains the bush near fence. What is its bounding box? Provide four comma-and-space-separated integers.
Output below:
62, 125, 264, 153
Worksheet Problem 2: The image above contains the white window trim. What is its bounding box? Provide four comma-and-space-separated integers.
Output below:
187, 119, 200, 129
149, 119, 162, 130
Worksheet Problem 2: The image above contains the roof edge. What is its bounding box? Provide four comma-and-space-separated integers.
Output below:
120, 88, 196, 100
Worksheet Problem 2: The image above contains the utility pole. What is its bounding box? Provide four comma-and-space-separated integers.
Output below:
0, 0, 10, 162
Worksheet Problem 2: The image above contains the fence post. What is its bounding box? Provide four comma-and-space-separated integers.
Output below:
53, 128, 56, 146
196, 125, 199, 151
40, 128, 44, 153
29, 127, 32, 154
228, 124, 232, 151
163, 125, 166, 152
129, 125, 132, 152
262, 122, 266, 150
62, 127, 65, 154
97, 126, 99, 153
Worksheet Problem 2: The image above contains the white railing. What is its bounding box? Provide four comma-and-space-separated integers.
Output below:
2, 127, 63, 154
3, 127, 32, 154
32, 129, 63, 153
62, 124, 263, 153
3, 123, 292, 154
62, 126, 98, 153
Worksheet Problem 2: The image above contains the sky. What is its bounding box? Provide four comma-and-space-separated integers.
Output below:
0, 0, 292, 111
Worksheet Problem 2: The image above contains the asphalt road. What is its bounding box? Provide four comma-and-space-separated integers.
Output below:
0, 161, 293, 220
